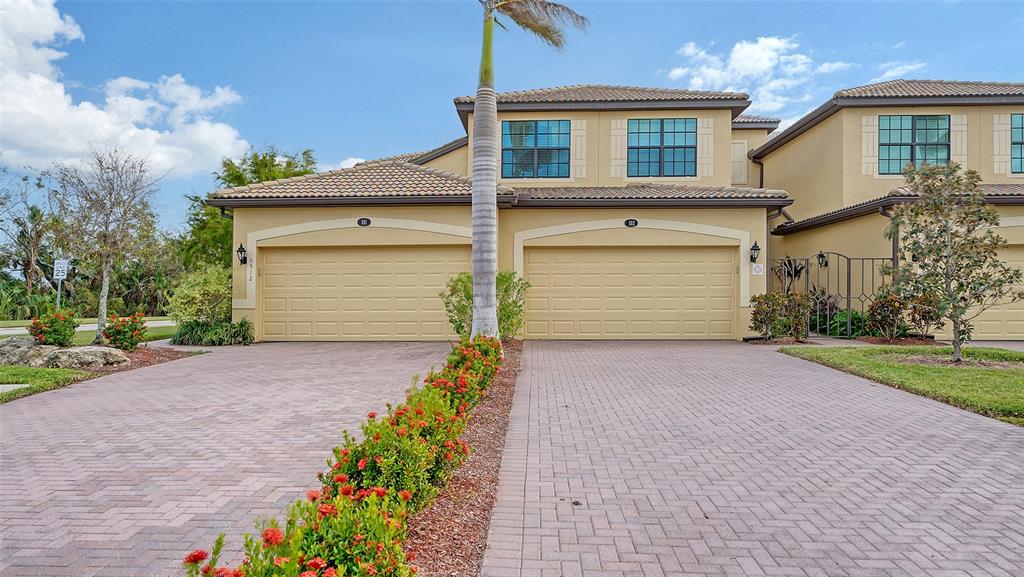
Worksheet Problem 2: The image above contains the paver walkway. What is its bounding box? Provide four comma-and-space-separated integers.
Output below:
482, 341, 1024, 577
0, 341, 449, 577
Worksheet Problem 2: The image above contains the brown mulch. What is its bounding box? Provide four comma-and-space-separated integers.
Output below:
894, 354, 1024, 369
859, 336, 942, 346
84, 344, 198, 374
404, 339, 524, 577
749, 337, 819, 345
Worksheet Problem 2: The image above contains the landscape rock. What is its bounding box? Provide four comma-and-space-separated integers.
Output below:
0, 336, 129, 369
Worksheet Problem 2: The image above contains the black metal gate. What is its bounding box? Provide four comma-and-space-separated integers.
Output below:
769, 252, 892, 338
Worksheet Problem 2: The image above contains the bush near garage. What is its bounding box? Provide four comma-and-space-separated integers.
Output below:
167, 265, 232, 325
170, 319, 255, 346
27, 309, 79, 347
865, 290, 910, 340
181, 336, 503, 577
440, 271, 530, 339
102, 312, 147, 351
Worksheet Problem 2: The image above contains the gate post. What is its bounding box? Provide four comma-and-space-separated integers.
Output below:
846, 257, 853, 338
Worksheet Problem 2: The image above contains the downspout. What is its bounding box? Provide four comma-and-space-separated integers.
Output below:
752, 156, 765, 188
218, 207, 234, 220
879, 205, 897, 272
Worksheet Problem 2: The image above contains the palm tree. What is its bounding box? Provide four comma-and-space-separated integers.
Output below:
470, 0, 587, 337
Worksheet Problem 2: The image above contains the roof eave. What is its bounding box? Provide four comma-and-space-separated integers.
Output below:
408, 137, 469, 165
206, 194, 516, 208
514, 197, 793, 208
455, 99, 753, 129
732, 121, 780, 131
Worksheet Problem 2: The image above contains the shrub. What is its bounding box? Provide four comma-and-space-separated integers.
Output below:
822, 309, 870, 337
749, 292, 785, 341
27, 309, 78, 347
170, 319, 254, 346
866, 290, 909, 340
907, 293, 944, 337
440, 271, 530, 339
183, 336, 503, 577
102, 312, 147, 351
167, 265, 232, 325
782, 292, 813, 341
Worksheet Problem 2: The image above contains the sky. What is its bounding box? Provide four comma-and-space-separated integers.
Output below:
2, 0, 1022, 230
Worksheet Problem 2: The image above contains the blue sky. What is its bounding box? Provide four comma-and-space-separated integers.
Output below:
2, 0, 1022, 229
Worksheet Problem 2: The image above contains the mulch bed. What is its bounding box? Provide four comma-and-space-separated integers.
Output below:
893, 354, 1024, 369
85, 344, 198, 374
404, 339, 523, 577
748, 337, 819, 345
858, 336, 942, 346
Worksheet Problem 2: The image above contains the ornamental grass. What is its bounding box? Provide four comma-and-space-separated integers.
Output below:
182, 336, 503, 577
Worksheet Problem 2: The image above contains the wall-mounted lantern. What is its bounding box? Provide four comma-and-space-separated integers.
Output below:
749, 241, 761, 263
236, 243, 248, 265
816, 251, 829, 268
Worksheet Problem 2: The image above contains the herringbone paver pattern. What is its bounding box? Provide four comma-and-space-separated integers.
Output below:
0, 341, 448, 577
481, 341, 1024, 577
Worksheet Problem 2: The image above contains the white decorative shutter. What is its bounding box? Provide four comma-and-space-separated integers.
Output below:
610, 118, 627, 178
862, 115, 878, 176
697, 117, 714, 177
994, 113, 1011, 175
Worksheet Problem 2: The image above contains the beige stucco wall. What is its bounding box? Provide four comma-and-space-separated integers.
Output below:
230, 204, 770, 339
420, 143, 469, 176
761, 113, 845, 221
461, 108, 735, 188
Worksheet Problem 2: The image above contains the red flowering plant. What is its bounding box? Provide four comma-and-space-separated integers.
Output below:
181, 336, 502, 577
102, 312, 147, 351
27, 309, 78, 347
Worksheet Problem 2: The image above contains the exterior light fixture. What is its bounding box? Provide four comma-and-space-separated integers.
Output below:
236, 243, 248, 265
749, 241, 761, 263
816, 251, 829, 268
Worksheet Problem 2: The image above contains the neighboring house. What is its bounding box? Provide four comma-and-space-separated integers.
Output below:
752, 80, 1024, 340
207, 80, 1023, 342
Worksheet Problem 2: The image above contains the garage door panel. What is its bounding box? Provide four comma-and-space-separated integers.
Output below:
261, 246, 468, 341
525, 246, 736, 339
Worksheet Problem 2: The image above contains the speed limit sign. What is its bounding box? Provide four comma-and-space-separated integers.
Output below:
54, 259, 70, 280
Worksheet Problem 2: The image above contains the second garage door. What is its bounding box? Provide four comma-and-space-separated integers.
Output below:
260, 245, 469, 341
965, 244, 1024, 340
524, 245, 737, 339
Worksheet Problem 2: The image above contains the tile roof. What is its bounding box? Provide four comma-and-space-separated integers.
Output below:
409, 136, 469, 165
891, 182, 1024, 197
454, 84, 748, 104
515, 183, 788, 201
732, 114, 781, 124
209, 160, 511, 200
835, 79, 1024, 98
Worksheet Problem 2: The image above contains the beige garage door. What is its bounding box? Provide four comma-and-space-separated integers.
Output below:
524, 246, 737, 339
260, 246, 469, 341
971, 244, 1024, 340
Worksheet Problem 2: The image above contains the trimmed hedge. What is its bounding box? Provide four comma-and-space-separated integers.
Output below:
182, 336, 503, 577
170, 319, 254, 346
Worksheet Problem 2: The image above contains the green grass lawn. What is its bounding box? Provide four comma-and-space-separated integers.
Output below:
0, 365, 88, 404
71, 323, 178, 346
0, 316, 171, 328
780, 345, 1024, 426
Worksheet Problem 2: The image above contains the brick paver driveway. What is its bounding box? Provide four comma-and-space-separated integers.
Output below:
0, 341, 449, 577
482, 341, 1024, 577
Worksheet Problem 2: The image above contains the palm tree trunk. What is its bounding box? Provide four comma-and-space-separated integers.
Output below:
470, 12, 499, 338
95, 259, 111, 345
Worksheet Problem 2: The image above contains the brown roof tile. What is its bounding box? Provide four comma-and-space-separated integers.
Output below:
515, 183, 787, 201
209, 160, 512, 200
454, 84, 748, 104
733, 114, 781, 124
890, 182, 1024, 197
836, 79, 1024, 98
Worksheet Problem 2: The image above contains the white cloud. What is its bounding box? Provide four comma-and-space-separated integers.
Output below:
664, 36, 843, 113
891, 41, 907, 49
0, 0, 248, 177
320, 157, 365, 172
872, 60, 926, 82
816, 61, 853, 74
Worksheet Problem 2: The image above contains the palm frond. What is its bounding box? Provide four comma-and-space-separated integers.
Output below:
496, 0, 588, 49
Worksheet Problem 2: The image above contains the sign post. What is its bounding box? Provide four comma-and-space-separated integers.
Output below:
53, 258, 69, 309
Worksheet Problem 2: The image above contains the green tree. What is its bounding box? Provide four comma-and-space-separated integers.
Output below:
177, 195, 233, 269
470, 1, 587, 337
214, 146, 317, 188
885, 164, 1024, 361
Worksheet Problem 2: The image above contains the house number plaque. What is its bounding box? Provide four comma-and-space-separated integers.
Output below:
357, 218, 371, 227
624, 219, 639, 228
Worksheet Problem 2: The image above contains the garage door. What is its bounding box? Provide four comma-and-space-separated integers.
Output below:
524, 246, 737, 339
260, 246, 469, 341
971, 244, 1024, 339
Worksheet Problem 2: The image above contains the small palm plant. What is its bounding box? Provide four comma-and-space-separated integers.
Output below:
469, 0, 587, 337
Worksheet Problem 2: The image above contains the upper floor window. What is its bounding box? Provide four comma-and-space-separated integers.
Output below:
501, 120, 570, 178
878, 114, 950, 175
627, 118, 697, 177
1012, 113, 1024, 174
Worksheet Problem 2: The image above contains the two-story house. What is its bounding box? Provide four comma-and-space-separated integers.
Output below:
206, 80, 1023, 342
752, 80, 1024, 340
208, 85, 790, 341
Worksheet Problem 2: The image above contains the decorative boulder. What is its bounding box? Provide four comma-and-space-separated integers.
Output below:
0, 336, 129, 369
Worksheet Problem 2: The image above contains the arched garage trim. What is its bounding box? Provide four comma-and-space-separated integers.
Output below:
513, 218, 753, 306
234, 218, 472, 309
